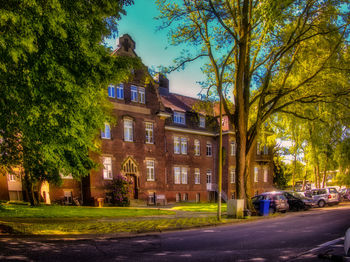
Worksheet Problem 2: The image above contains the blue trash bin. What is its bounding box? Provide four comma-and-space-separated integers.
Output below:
259, 199, 270, 216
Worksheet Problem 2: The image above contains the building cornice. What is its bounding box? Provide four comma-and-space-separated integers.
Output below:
165, 126, 216, 137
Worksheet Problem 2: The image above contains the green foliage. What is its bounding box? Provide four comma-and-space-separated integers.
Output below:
0, 1, 138, 199
273, 156, 289, 190
105, 174, 131, 207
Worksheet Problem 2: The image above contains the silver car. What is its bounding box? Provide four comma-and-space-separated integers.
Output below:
309, 188, 340, 207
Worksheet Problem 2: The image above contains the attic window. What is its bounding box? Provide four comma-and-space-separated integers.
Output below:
174, 112, 185, 125
199, 116, 205, 128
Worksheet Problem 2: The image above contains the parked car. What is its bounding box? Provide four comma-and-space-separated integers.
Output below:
340, 188, 350, 201
307, 188, 341, 207
283, 191, 315, 210
252, 191, 289, 214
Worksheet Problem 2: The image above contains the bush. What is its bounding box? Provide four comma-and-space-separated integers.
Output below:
105, 174, 131, 207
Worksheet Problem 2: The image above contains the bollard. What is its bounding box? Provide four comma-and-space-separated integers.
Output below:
97, 198, 104, 208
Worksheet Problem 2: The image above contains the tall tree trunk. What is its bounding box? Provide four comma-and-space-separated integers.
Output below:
292, 153, 297, 191
316, 164, 321, 188
23, 169, 36, 206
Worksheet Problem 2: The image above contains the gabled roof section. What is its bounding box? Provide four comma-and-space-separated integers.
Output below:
160, 93, 200, 113
112, 34, 137, 57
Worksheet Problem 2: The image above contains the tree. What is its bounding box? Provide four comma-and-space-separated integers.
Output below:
0, 0, 138, 205
105, 174, 132, 206
157, 0, 350, 207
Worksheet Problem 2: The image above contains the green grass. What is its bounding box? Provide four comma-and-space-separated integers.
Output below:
170, 202, 227, 213
0, 203, 175, 218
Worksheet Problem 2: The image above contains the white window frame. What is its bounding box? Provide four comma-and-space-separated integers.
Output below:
194, 168, 200, 184
231, 142, 236, 156
124, 119, 133, 142
103, 157, 113, 180
131, 85, 138, 102
182, 193, 188, 201
108, 85, 115, 98
263, 167, 268, 183
8, 174, 16, 182
254, 167, 259, 182
174, 136, 180, 154
139, 87, 145, 104
206, 142, 212, 156
117, 84, 124, 99
194, 139, 200, 156
101, 123, 111, 139
230, 168, 236, 184
206, 170, 212, 184
146, 160, 155, 181
181, 167, 188, 184
174, 166, 181, 184
199, 116, 205, 128
181, 137, 188, 155
145, 122, 154, 144
173, 112, 185, 125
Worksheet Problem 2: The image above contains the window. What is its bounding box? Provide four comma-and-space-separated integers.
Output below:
182, 193, 188, 201
181, 137, 187, 154
101, 123, 111, 139
145, 122, 153, 144
174, 137, 180, 154
146, 160, 155, 181
139, 87, 145, 104
176, 193, 181, 202
181, 167, 188, 184
131, 85, 138, 102
263, 145, 269, 155
254, 167, 259, 182
103, 157, 113, 180
117, 84, 124, 99
124, 119, 133, 142
108, 85, 115, 98
199, 116, 205, 128
206, 170, 212, 184
194, 139, 200, 156
8, 174, 16, 181
196, 193, 200, 203
194, 168, 200, 184
206, 142, 212, 156
257, 142, 261, 155
230, 168, 236, 184
264, 167, 268, 182
174, 167, 181, 184
173, 112, 185, 124
231, 142, 236, 156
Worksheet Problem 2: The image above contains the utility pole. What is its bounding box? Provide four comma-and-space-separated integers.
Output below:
217, 93, 223, 221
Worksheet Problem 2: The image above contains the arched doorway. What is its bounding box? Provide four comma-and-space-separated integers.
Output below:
121, 157, 139, 199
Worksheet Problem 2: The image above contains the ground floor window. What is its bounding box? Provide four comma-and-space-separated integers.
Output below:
176, 193, 181, 202
64, 191, 72, 204
182, 193, 188, 201
196, 193, 200, 203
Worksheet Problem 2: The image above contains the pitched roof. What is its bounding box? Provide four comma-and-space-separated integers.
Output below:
160, 93, 200, 113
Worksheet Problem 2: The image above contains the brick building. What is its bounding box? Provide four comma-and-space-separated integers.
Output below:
1, 34, 275, 204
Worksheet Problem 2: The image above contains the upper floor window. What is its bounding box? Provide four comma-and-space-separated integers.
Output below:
181, 137, 188, 154
174, 137, 180, 154
103, 157, 113, 180
117, 84, 124, 99
254, 167, 259, 182
139, 87, 145, 104
230, 141, 236, 156
131, 85, 138, 102
206, 170, 212, 184
263, 167, 268, 182
194, 168, 200, 184
257, 142, 261, 155
173, 112, 185, 125
194, 139, 200, 156
230, 168, 236, 184
124, 119, 133, 142
206, 142, 212, 156
263, 145, 269, 155
101, 123, 111, 139
8, 174, 16, 181
174, 166, 181, 184
146, 160, 155, 181
199, 116, 205, 128
181, 167, 188, 184
108, 85, 115, 98
145, 122, 154, 144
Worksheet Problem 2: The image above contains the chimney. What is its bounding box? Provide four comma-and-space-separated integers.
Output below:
155, 73, 169, 95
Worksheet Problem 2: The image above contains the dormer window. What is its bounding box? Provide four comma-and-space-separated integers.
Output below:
199, 116, 205, 128
108, 85, 115, 98
131, 85, 138, 102
117, 84, 124, 99
174, 112, 185, 125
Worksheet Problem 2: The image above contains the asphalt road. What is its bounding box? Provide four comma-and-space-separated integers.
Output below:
1, 203, 350, 262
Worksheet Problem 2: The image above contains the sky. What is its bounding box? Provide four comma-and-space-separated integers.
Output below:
105, 0, 206, 98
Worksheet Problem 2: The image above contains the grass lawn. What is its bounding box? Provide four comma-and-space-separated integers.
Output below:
0, 202, 251, 235
170, 202, 227, 213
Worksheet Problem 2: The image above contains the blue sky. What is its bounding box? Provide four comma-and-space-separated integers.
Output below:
105, 0, 206, 98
